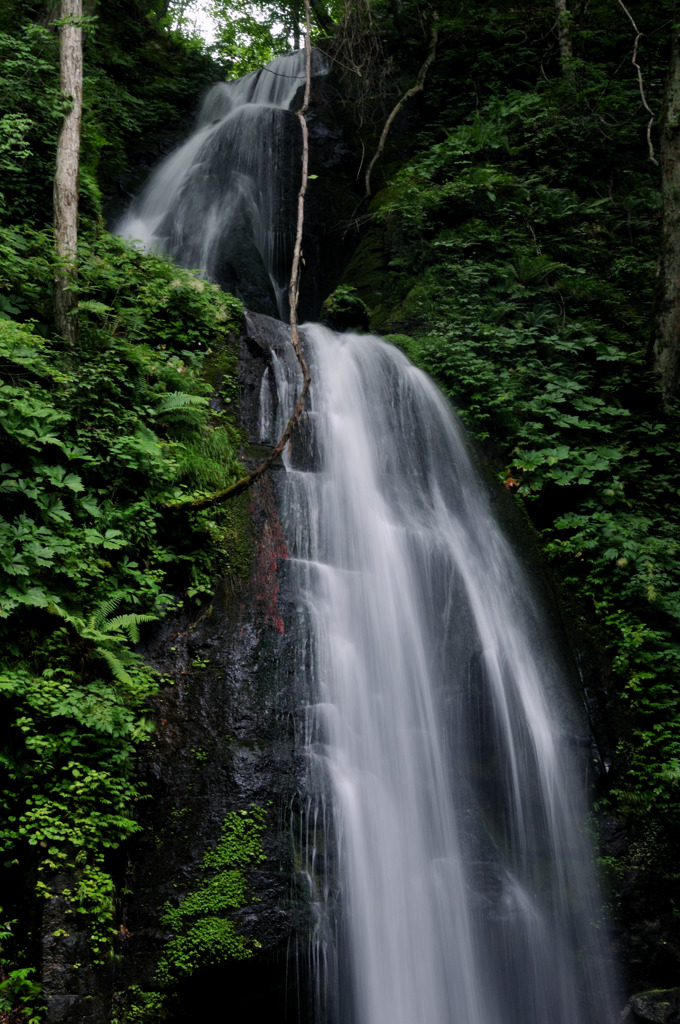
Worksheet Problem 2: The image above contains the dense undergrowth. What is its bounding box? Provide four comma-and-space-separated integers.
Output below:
0, 3, 254, 1014
0, 224, 245, 1013
334, 0, 680, 969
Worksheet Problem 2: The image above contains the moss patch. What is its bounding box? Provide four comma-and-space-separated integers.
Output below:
155, 805, 268, 987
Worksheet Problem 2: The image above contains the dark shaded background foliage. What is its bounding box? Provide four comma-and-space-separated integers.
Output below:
1, 0, 680, 1014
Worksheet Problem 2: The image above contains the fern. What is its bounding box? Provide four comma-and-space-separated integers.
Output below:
47, 599, 157, 683
94, 647, 135, 687
106, 613, 156, 645
155, 391, 209, 415
87, 593, 124, 629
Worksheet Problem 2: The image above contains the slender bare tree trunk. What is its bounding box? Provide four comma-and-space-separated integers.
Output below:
53, 0, 83, 344
292, 0, 301, 50
554, 0, 574, 80
616, 0, 657, 165
651, 25, 680, 405
287, 0, 312, 394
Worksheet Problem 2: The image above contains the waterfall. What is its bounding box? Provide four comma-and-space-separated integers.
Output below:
119, 49, 620, 1024
116, 49, 325, 318
262, 321, 620, 1024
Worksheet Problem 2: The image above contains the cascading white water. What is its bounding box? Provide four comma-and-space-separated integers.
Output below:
116, 50, 324, 317
262, 321, 620, 1024
119, 47, 620, 1024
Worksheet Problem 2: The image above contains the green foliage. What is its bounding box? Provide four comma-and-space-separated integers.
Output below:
0, 911, 44, 1024
321, 284, 370, 330
0, 229, 245, 622
0, 659, 155, 854
0, 0, 255, 994
205, 0, 341, 76
345, 32, 680, 828
0, 23, 60, 226
201, 804, 269, 870
36, 863, 118, 965
209, 0, 292, 76
0, 225, 245, 961
155, 805, 268, 988
111, 986, 166, 1024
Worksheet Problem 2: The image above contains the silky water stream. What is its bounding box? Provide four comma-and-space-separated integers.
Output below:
118, 49, 620, 1024
261, 322, 619, 1024
117, 49, 322, 317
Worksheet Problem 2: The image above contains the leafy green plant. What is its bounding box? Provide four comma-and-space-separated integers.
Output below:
155, 805, 269, 989
111, 986, 166, 1024
0, 224, 247, 966
346, 61, 680, 830
0, 912, 43, 1024
47, 596, 158, 686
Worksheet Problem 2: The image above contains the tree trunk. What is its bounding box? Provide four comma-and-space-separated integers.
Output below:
554, 0, 574, 79
291, 0, 301, 49
53, 0, 83, 344
651, 25, 680, 405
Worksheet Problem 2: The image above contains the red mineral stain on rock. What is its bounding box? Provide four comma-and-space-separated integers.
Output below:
251, 475, 289, 633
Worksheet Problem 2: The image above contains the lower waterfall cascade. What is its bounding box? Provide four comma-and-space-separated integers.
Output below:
115, 47, 622, 1024
259, 318, 620, 1024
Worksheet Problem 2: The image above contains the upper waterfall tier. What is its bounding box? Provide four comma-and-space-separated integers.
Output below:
116, 50, 327, 318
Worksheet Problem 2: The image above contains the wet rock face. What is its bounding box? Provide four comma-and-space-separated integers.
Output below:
110, 322, 313, 1021
199, 61, 360, 321
42, 871, 111, 1024
599, 811, 680, 1001
629, 989, 680, 1024
112, 54, 360, 325
215, 75, 359, 321
299, 88, 359, 322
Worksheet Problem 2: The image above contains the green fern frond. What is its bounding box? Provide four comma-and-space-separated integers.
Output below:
155, 391, 209, 415
95, 647, 134, 686
49, 594, 155, 641
133, 424, 164, 455
88, 593, 124, 630
107, 612, 157, 644
47, 601, 86, 634
131, 372, 153, 407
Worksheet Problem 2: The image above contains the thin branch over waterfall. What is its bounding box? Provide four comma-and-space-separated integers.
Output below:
164, 2, 313, 510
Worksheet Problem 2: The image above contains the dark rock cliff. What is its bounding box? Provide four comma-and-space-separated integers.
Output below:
112, 319, 313, 1022
38, 319, 314, 1024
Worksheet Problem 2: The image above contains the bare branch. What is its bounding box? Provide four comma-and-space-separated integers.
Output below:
364, 17, 438, 198
616, 0, 658, 165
